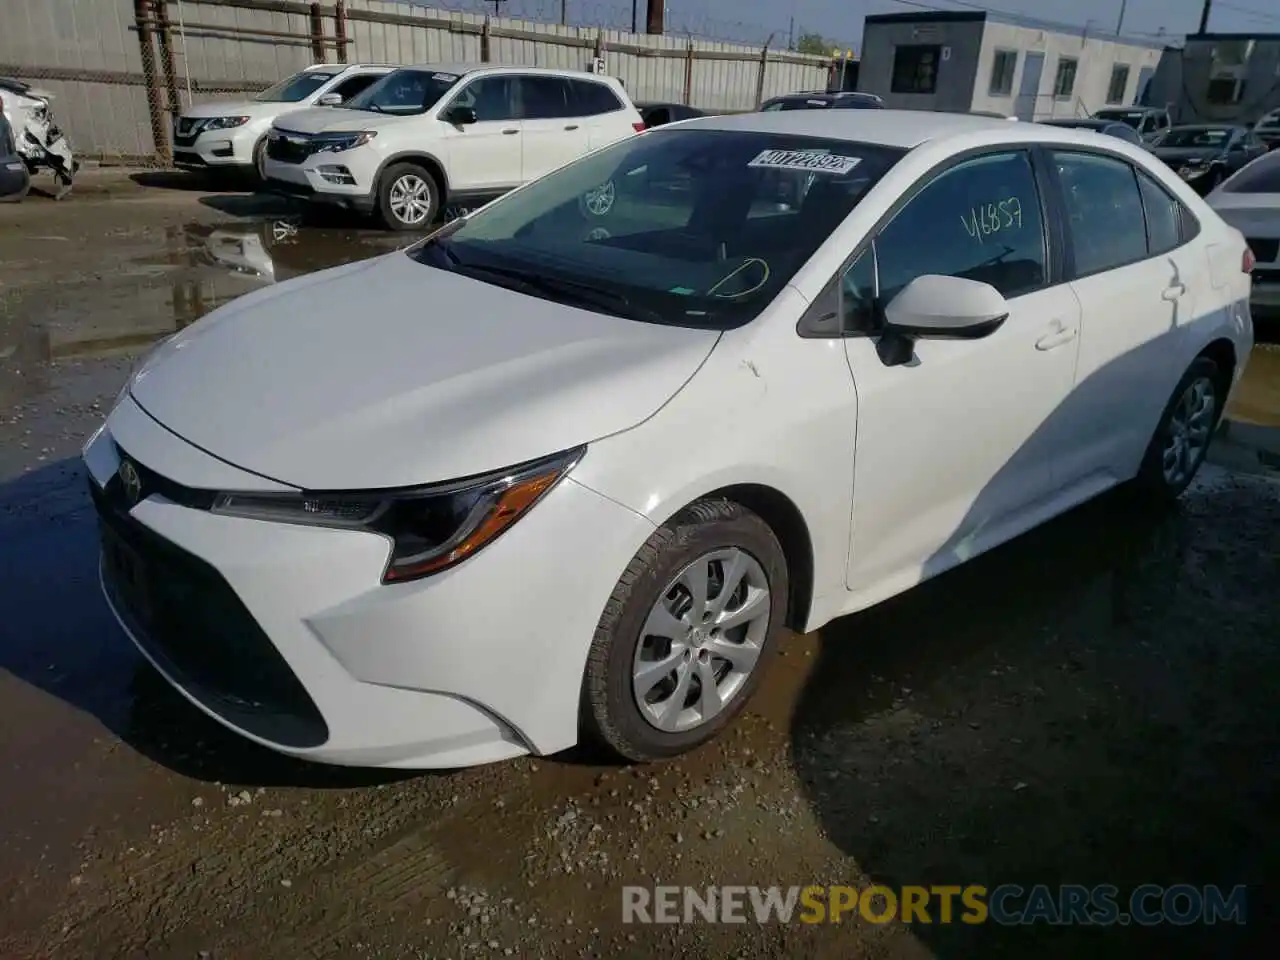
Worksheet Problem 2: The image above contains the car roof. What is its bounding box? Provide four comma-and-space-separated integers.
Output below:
682, 108, 1116, 149
398, 62, 615, 80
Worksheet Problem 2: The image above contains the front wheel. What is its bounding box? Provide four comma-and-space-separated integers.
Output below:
1134, 356, 1223, 501
376, 163, 438, 231
581, 499, 788, 762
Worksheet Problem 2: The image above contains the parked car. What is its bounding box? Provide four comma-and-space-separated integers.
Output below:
1091, 106, 1171, 143
263, 64, 644, 230
1039, 118, 1145, 147
0, 112, 30, 202
636, 102, 705, 128
0, 77, 77, 197
86, 110, 1253, 770
1151, 124, 1269, 195
759, 91, 883, 111
172, 63, 396, 181
1252, 108, 1280, 151
1207, 149, 1280, 314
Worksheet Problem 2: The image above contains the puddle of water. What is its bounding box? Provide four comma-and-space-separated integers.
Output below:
1228, 342, 1280, 427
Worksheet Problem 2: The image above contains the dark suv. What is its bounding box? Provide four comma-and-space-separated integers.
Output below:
760, 91, 883, 112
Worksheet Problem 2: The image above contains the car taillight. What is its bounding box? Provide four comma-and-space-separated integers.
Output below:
1243, 246, 1256, 274
633, 122, 646, 133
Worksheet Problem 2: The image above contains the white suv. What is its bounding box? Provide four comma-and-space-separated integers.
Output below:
261, 64, 644, 229
173, 63, 395, 180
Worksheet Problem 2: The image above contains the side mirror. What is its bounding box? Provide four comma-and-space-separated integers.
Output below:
446, 106, 478, 126
316, 92, 343, 107
883, 275, 1009, 340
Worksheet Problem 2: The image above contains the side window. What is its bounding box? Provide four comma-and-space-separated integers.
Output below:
331, 73, 382, 101
518, 76, 572, 119
1137, 172, 1182, 255
571, 79, 623, 116
761, 101, 784, 112
874, 151, 1048, 304
1052, 151, 1148, 275
450, 76, 518, 122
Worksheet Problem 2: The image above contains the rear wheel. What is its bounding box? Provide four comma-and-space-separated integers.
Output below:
377, 163, 438, 231
581, 499, 788, 762
252, 137, 269, 185
1133, 356, 1223, 501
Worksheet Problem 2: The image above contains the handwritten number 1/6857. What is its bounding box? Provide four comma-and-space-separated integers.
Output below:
961, 197, 1023, 242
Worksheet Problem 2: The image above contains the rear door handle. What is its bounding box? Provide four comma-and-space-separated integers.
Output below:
502, 128, 519, 135
1035, 320, 1078, 351
1162, 281, 1187, 301
564, 124, 580, 131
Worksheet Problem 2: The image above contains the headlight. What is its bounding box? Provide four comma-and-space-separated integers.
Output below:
313, 131, 377, 153
210, 446, 585, 583
204, 116, 250, 130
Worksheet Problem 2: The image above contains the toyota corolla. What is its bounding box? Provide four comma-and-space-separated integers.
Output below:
85, 111, 1253, 769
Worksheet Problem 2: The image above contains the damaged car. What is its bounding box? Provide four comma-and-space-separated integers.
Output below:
0, 77, 78, 199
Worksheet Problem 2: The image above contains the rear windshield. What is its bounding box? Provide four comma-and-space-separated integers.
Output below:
1160, 127, 1233, 148
411, 128, 904, 329
345, 68, 461, 115
1224, 152, 1280, 193
255, 71, 339, 103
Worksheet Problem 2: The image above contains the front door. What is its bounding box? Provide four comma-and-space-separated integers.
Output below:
1015, 52, 1044, 120
842, 150, 1080, 595
438, 75, 523, 193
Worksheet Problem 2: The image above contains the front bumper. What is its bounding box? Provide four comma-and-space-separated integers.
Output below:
84, 397, 654, 769
172, 126, 257, 168
262, 154, 376, 212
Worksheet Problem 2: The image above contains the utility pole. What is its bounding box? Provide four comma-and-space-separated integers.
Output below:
645, 0, 664, 34
560, 0, 567, 26
632, 0, 638, 33
1198, 0, 1212, 33
787, 16, 795, 50
1115, 0, 1127, 34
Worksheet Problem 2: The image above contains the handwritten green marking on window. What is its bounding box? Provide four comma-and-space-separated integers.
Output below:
961, 197, 1024, 242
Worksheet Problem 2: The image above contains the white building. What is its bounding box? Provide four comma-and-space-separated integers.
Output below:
857, 10, 1165, 120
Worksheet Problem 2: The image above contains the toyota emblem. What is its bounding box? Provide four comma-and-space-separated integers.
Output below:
118, 459, 143, 506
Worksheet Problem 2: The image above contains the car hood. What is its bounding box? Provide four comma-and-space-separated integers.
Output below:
270, 106, 396, 135
180, 99, 283, 120
128, 253, 720, 490
1154, 146, 1224, 163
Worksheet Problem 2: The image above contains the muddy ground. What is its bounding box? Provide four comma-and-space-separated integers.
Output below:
1, 172, 1278, 959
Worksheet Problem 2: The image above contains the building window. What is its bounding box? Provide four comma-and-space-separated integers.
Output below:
1107, 64, 1130, 104
989, 49, 1018, 96
891, 45, 942, 94
1207, 77, 1246, 104
1053, 57, 1077, 99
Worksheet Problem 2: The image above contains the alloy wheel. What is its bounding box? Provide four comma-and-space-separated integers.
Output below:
388, 173, 432, 227
1161, 375, 1216, 487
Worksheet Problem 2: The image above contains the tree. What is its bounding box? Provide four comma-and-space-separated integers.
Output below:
795, 32, 833, 55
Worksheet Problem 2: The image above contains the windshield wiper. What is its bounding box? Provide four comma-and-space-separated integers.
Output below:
456, 263, 663, 323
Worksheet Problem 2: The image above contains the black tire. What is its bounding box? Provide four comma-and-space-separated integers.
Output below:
1132, 356, 1224, 502
252, 137, 269, 186
581, 499, 789, 763
376, 162, 439, 231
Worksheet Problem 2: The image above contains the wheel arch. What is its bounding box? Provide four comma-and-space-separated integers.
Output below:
1197, 336, 1237, 396
374, 151, 450, 205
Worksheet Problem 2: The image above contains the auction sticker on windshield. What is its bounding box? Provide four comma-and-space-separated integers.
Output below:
748, 150, 862, 174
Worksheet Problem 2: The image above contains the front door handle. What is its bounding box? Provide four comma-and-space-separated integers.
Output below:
1035, 320, 1078, 351
502, 128, 519, 135
564, 124, 580, 131
1162, 281, 1187, 301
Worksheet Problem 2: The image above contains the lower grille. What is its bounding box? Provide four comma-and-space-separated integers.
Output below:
91, 470, 328, 749
266, 177, 315, 197
1246, 237, 1279, 265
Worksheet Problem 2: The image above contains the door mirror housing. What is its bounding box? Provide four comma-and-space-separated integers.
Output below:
446, 106, 478, 126
316, 91, 343, 107
883, 274, 1009, 339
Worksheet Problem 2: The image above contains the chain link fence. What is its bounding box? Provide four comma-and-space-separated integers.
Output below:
1, 0, 838, 167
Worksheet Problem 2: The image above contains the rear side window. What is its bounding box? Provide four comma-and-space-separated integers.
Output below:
1224, 153, 1280, 193
1052, 151, 1147, 276
331, 73, 383, 101
1136, 172, 1182, 255
570, 79, 623, 116
874, 150, 1048, 302
519, 76, 573, 119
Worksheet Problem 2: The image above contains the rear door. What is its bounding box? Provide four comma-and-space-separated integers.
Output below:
1049, 149, 1202, 485
516, 75, 589, 181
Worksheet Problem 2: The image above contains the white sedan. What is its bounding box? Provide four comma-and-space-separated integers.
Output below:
84, 111, 1254, 770
1207, 148, 1280, 313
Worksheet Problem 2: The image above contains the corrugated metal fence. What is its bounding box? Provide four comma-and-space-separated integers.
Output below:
0, 0, 836, 164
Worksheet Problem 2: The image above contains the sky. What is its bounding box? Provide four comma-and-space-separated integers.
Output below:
429, 0, 1280, 48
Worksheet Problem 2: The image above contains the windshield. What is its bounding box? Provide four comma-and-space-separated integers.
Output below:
346, 68, 461, 115
1094, 109, 1147, 129
1159, 127, 1232, 148
409, 128, 904, 329
255, 70, 339, 103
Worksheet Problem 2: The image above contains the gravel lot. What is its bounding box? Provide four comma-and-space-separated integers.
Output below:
1, 174, 1277, 959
